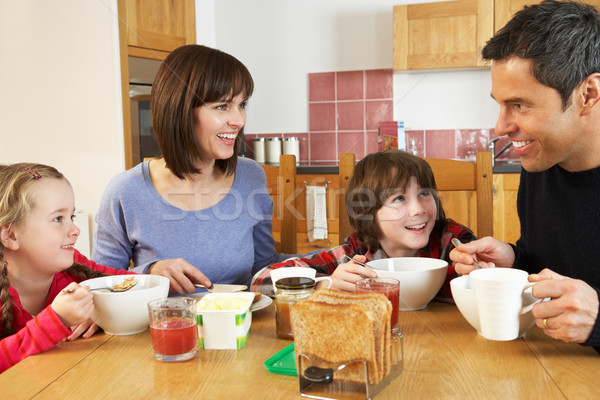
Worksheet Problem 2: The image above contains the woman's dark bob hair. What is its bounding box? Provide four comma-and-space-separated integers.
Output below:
346, 149, 445, 252
151, 44, 254, 179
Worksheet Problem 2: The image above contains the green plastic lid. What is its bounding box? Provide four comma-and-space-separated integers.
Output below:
264, 343, 297, 376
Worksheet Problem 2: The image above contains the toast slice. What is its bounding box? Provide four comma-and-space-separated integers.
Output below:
291, 300, 376, 384
309, 289, 391, 383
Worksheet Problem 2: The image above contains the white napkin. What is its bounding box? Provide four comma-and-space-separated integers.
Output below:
306, 185, 328, 241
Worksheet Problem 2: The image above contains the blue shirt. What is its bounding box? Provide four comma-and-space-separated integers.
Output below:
92, 158, 290, 286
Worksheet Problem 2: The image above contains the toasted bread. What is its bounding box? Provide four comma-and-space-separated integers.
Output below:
308, 289, 391, 383
291, 300, 376, 384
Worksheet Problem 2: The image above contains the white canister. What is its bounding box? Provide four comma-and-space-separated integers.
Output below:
252, 137, 266, 163
282, 137, 300, 165
265, 137, 282, 165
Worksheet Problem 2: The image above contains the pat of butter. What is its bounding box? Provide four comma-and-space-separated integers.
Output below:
198, 297, 249, 311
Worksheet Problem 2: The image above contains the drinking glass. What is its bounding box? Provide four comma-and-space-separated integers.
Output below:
355, 278, 400, 333
148, 297, 197, 362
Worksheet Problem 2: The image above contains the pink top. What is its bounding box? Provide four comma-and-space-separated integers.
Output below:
0, 250, 134, 373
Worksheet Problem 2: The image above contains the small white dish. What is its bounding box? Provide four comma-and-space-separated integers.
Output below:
252, 295, 273, 312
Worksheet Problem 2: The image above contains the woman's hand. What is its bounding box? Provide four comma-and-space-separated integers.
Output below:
529, 268, 599, 343
330, 255, 377, 292
449, 236, 515, 274
51, 283, 94, 328
149, 258, 212, 294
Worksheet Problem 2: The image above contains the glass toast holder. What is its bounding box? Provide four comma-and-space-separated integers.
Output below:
297, 331, 403, 400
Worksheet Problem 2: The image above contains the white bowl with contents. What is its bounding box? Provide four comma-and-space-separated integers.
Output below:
366, 257, 448, 310
81, 274, 169, 335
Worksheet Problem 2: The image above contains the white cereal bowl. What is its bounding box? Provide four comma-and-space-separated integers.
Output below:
366, 257, 448, 311
81, 274, 170, 335
450, 275, 536, 337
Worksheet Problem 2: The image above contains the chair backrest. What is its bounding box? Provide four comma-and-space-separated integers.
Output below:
425, 151, 493, 238
261, 154, 297, 254
330, 152, 493, 243
338, 153, 356, 243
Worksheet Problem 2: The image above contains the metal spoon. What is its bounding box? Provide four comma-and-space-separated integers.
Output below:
451, 238, 482, 269
63, 277, 139, 293
343, 254, 367, 267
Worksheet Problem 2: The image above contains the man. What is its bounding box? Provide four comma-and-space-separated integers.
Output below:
450, 0, 600, 351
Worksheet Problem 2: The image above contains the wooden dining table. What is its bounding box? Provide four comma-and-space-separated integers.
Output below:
2, 301, 599, 399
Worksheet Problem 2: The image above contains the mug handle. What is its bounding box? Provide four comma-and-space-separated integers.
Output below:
315, 276, 333, 289
520, 283, 551, 314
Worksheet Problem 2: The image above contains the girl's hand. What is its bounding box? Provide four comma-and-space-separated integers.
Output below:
51, 283, 94, 328
330, 255, 377, 292
66, 319, 100, 341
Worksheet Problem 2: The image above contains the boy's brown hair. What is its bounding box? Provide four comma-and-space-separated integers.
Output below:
346, 150, 445, 252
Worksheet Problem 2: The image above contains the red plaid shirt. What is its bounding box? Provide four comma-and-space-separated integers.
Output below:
251, 218, 475, 301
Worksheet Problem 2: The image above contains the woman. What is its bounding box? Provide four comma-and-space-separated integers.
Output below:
92, 45, 292, 294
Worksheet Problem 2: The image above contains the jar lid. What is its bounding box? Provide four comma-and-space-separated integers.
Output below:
283, 137, 299, 141
265, 137, 281, 141
275, 277, 316, 290
253, 137, 267, 141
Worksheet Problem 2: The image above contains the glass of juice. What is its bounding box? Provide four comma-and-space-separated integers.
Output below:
355, 278, 400, 333
148, 297, 197, 362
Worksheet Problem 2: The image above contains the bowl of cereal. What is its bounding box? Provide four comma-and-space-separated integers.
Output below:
81, 274, 169, 335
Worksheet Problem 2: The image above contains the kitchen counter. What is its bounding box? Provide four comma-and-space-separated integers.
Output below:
260, 160, 522, 175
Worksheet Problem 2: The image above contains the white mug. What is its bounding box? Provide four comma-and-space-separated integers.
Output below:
270, 267, 333, 293
469, 268, 546, 341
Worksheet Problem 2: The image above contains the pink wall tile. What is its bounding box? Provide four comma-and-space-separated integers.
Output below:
366, 69, 393, 99
309, 103, 336, 131
337, 131, 365, 160
366, 131, 379, 156
309, 72, 335, 101
309, 132, 337, 161
337, 71, 364, 101
365, 100, 393, 130
406, 130, 424, 157
425, 130, 456, 159
337, 101, 364, 131
456, 129, 490, 160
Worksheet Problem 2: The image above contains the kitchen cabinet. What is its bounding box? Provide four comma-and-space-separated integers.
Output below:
117, 0, 196, 169
394, 0, 600, 71
121, 0, 196, 61
393, 0, 493, 70
493, 173, 520, 244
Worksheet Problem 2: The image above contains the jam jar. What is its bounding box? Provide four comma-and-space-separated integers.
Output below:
275, 277, 316, 339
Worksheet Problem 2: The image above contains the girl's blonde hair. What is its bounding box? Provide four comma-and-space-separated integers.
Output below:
0, 163, 106, 337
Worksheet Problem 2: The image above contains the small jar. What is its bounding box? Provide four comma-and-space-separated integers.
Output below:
282, 137, 300, 165
275, 277, 316, 339
252, 137, 266, 163
265, 137, 282, 165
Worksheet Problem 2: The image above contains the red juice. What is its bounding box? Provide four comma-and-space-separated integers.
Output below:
150, 319, 196, 355
356, 280, 400, 332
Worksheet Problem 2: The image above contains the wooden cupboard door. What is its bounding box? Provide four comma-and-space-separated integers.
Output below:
393, 0, 494, 70
123, 0, 196, 59
495, 0, 600, 32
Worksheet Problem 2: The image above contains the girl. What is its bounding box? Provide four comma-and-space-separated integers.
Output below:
0, 163, 132, 373
92, 44, 295, 294
253, 150, 476, 300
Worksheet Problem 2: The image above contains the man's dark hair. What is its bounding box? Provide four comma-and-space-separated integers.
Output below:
482, 0, 600, 109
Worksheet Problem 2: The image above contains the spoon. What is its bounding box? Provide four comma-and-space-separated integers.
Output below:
343, 254, 367, 267
194, 283, 248, 293
63, 277, 139, 293
451, 238, 482, 269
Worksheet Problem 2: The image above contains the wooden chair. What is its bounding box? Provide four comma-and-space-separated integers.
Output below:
425, 151, 493, 238
261, 154, 297, 254
336, 151, 493, 241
